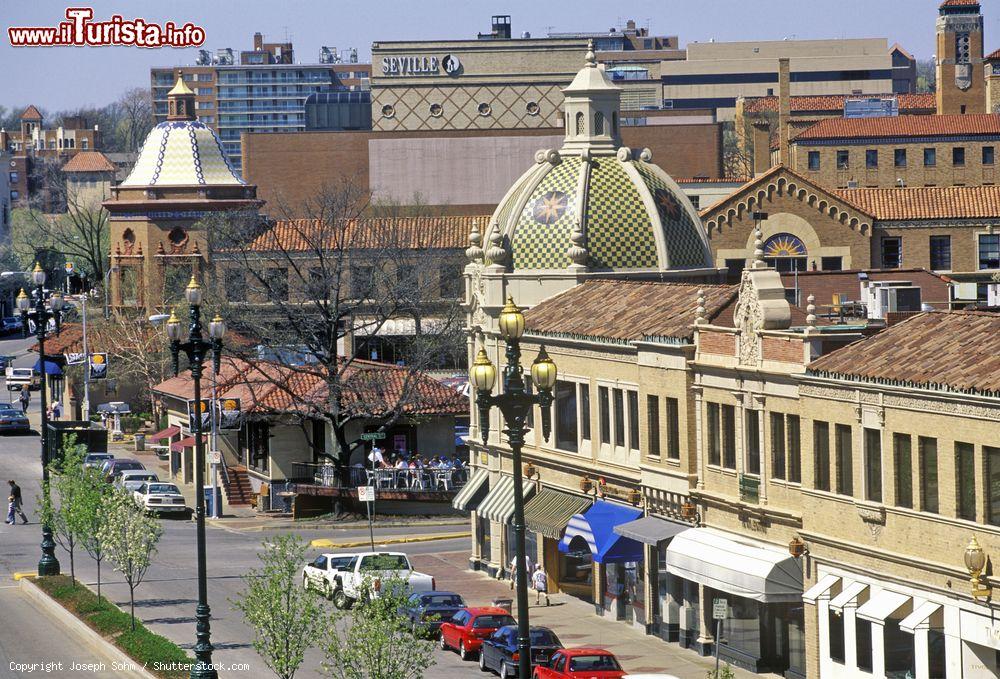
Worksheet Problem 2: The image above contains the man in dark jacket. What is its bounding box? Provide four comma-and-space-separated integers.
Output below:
7, 480, 27, 524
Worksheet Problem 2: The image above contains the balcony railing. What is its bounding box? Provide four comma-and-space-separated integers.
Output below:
290, 463, 469, 493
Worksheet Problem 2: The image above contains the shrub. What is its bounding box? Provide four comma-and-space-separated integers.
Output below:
117, 628, 190, 678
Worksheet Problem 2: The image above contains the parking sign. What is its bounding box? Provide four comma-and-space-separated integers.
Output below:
358, 486, 376, 503
713, 598, 728, 620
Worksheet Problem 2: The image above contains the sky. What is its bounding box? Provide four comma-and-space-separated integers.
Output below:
0, 0, 995, 112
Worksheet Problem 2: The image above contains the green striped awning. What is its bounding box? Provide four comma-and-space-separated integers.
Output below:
477, 475, 535, 524
524, 488, 592, 540
452, 468, 490, 511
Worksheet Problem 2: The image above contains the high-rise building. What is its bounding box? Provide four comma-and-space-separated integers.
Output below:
150, 32, 371, 171
935, 0, 985, 115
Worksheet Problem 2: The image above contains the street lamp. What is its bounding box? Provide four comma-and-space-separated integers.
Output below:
472, 295, 557, 679
166, 275, 224, 679
19, 262, 64, 576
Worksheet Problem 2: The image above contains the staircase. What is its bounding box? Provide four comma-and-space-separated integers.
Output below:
222, 465, 254, 507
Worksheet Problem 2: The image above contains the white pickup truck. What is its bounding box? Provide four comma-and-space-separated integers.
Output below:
302, 551, 436, 609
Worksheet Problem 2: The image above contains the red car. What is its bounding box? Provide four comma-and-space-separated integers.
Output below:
533, 648, 626, 679
438, 606, 515, 660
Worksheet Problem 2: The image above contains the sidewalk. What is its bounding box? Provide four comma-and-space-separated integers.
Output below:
410, 548, 767, 679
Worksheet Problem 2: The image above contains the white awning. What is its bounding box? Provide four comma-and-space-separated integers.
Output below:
857, 590, 910, 624
354, 316, 447, 337
664, 527, 803, 603
900, 601, 942, 633
829, 581, 868, 611
803, 574, 841, 604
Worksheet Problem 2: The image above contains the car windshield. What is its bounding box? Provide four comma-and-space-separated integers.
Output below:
422, 594, 463, 607
116, 462, 143, 470
146, 484, 179, 494
359, 554, 409, 571
530, 629, 560, 646
87, 454, 112, 461
473, 615, 515, 629
570, 655, 622, 671
0, 409, 21, 416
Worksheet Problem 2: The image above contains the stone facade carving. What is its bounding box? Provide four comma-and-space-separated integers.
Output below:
733, 267, 790, 367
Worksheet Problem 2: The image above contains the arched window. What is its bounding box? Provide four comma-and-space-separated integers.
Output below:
762, 233, 808, 272
575, 112, 585, 135
594, 112, 605, 135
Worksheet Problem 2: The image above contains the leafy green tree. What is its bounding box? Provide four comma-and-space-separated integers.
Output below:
233, 535, 328, 679
77, 462, 111, 600
97, 487, 162, 630
39, 439, 89, 583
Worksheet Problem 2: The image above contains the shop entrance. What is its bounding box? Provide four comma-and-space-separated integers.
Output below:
557, 535, 596, 604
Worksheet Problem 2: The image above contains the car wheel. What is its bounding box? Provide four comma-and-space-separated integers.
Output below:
332, 589, 349, 609
440, 633, 449, 651
479, 651, 488, 672
500, 662, 510, 679
302, 576, 309, 591
459, 641, 470, 661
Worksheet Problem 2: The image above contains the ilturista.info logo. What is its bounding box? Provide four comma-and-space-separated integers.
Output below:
8, 7, 206, 48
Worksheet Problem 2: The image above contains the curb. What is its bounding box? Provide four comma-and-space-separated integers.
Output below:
310, 531, 471, 549
18, 577, 157, 679
209, 518, 468, 532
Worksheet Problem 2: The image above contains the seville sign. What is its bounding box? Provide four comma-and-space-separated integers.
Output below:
381, 53, 461, 76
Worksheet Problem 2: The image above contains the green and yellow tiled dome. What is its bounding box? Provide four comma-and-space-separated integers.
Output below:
121, 120, 244, 187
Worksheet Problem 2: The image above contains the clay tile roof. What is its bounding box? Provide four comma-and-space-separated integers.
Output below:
740, 93, 935, 115
242, 216, 489, 253
833, 186, 1000, 220
62, 151, 116, 173
523, 280, 737, 343
19, 105, 42, 120
808, 311, 1000, 394
793, 113, 1000, 141
29, 323, 88, 356
987, 48, 1000, 61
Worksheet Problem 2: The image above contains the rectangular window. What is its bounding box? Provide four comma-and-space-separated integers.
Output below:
987, 446, 1000, 526
919, 436, 938, 513
894, 433, 913, 509
829, 609, 845, 664
820, 256, 843, 271
978, 234, 1000, 270
836, 150, 849, 170
628, 391, 640, 451
984, 146, 995, 165
707, 402, 721, 467
350, 264, 373, 299
856, 618, 874, 673
770, 412, 786, 480
808, 151, 820, 171
814, 421, 831, 491
599, 387, 610, 445
894, 148, 906, 167
923, 147, 936, 167
666, 397, 680, 460
722, 404, 736, 469
224, 268, 246, 302
580, 384, 591, 441
613, 389, 625, 447
787, 415, 801, 483
554, 381, 578, 453
8, 172, 17, 183
930, 235, 952, 270
646, 396, 660, 458
881, 237, 902, 268
746, 409, 761, 475
956, 442, 976, 520
864, 428, 883, 502
835, 424, 853, 496
265, 267, 289, 302
953, 147, 965, 167
865, 149, 878, 169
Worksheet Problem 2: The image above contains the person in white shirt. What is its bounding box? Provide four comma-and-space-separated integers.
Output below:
508, 553, 533, 590
532, 564, 550, 606
367, 446, 384, 467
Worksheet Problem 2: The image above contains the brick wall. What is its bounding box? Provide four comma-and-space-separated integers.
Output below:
762, 335, 804, 363
699, 329, 735, 356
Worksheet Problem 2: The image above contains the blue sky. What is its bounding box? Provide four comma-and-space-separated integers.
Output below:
0, 0, 993, 111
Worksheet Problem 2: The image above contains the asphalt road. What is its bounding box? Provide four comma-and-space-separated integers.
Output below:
0, 333, 482, 678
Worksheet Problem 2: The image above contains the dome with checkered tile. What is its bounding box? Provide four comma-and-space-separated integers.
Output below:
479, 45, 711, 272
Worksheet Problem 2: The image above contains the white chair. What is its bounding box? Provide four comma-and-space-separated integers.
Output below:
435, 470, 452, 491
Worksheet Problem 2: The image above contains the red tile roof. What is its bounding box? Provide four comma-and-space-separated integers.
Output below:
62, 151, 116, 173
19, 105, 42, 120
833, 186, 1000, 220
987, 48, 1000, 61
741, 93, 935, 115
29, 324, 88, 356
809, 311, 1000, 395
793, 113, 1000, 142
242, 216, 488, 253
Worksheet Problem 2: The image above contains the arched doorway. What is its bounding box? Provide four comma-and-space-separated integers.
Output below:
763, 233, 808, 272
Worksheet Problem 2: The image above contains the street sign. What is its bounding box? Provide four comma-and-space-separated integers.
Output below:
64, 262, 74, 274
360, 432, 385, 441
209, 451, 222, 465
358, 486, 376, 502
712, 598, 728, 620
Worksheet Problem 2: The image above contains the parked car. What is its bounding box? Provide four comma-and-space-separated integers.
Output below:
401, 590, 466, 636
302, 551, 435, 610
480, 625, 563, 678
133, 482, 188, 515
0, 406, 30, 434
100, 458, 146, 483
82, 452, 114, 470
439, 607, 516, 661
1, 318, 23, 335
533, 649, 626, 679
115, 470, 159, 493
302, 553, 357, 599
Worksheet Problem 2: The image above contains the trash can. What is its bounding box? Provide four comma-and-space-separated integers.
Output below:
134, 433, 145, 452
203, 486, 222, 518
491, 598, 513, 614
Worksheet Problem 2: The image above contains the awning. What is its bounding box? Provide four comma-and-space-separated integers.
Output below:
452, 468, 489, 511
803, 574, 841, 604
524, 488, 591, 540
664, 527, 803, 603
829, 581, 868, 612
148, 425, 180, 442
613, 515, 688, 546
900, 601, 942, 633
857, 590, 910, 624
170, 435, 201, 453
33, 358, 62, 376
559, 500, 644, 564
477, 475, 535, 524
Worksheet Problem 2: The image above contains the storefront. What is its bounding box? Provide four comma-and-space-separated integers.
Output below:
665, 527, 805, 676
523, 487, 592, 598
452, 468, 490, 570
476, 474, 535, 575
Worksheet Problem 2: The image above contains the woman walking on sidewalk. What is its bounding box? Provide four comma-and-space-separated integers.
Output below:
532, 564, 550, 606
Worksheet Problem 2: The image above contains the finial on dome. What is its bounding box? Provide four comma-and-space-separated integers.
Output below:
567, 221, 588, 268
695, 289, 707, 325
466, 221, 484, 262
752, 226, 766, 269
805, 294, 817, 334
585, 39, 597, 67
485, 222, 508, 266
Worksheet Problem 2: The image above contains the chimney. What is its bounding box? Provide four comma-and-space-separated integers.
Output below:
253, 32, 263, 51
778, 57, 791, 167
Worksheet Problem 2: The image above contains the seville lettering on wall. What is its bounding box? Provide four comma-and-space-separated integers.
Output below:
381, 53, 461, 76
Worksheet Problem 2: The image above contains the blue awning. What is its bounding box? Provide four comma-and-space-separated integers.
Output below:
558, 500, 644, 563
33, 359, 62, 376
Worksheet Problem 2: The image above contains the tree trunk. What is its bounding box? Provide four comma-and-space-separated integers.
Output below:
69, 547, 75, 585
129, 585, 135, 631
96, 558, 101, 601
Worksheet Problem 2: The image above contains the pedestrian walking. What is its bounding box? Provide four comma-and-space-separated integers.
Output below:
19, 386, 29, 413
6, 496, 15, 525
8, 481, 27, 524
50, 400, 62, 420
532, 564, 550, 606
508, 553, 533, 590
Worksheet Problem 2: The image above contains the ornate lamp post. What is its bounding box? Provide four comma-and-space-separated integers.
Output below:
166, 276, 225, 679
18, 262, 65, 576
472, 296, 557, 679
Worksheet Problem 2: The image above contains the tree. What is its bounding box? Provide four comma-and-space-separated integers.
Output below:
232, 535, 328, 679
114, 87, 154, 154
916, 58, 936, 94
98, 486, 162, 630
39, 438, 89, 584
77, 460, 111, 601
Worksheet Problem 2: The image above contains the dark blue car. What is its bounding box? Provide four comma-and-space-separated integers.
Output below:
479, 625, 562, 678
401, 590, 466, 636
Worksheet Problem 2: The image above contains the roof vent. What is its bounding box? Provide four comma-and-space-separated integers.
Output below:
847, 179, 859, 189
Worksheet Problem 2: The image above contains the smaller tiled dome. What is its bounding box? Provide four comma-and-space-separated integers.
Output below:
121, 120, 244, 187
